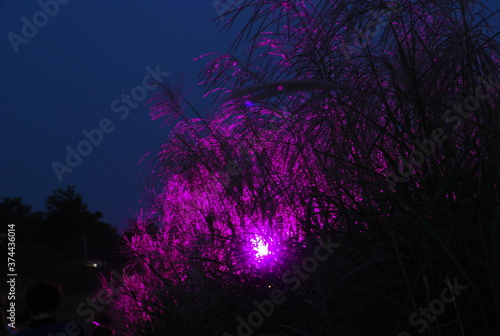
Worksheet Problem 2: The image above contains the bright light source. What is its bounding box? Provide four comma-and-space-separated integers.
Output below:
251, 236, 271, 258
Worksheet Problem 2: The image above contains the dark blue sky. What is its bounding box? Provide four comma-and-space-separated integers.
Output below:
1, 1, 245, 229
2, 1, 499, 230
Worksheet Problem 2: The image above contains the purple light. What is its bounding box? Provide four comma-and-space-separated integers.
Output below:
251, 235, 271, 258
107, 1, 500, 332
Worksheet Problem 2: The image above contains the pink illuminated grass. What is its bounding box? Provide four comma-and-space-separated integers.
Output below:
104, 1, 500, 334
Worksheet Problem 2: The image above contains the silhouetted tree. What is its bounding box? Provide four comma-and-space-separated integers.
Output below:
0, 188, 123, 293
42, 186, 121, 261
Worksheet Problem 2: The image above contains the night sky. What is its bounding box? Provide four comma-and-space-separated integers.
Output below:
2, 1, 499, 230
1, 1, 246, 229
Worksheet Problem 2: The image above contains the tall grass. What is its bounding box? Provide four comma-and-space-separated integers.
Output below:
104, 0, 500, 335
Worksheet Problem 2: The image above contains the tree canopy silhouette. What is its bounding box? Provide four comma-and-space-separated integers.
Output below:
1, 187, 122, 293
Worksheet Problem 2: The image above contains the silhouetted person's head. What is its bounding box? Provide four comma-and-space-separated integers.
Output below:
25, 282, 61, 316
